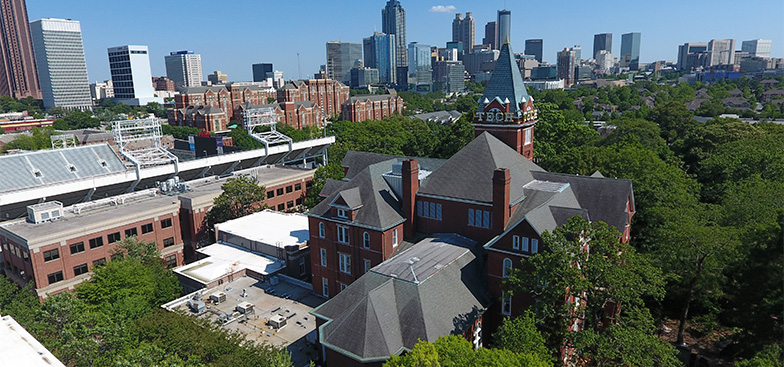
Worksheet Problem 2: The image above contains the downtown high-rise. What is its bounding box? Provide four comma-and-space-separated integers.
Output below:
620, 32, 641, 70
0, 0, 40, 99
382, 0, 407, 86
326, 41, 362, 83
496, 9, 511, 47
363, 32, 396, 84
525, 39, 543, 62
29, 18, 92, 110
165, 50, 203, 90
452, 12, 475, 53
593, 33, 612, 59
107, 45, 159, 105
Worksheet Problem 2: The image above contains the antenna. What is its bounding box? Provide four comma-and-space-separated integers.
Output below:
297, 53, 301, 79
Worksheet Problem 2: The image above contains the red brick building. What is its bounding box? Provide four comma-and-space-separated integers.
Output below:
341, 93, 404, 122
174, 105, 229, 133
0, 195, 184, 299
307, 40, 636, 367
276, 79, 350, 118
168, 84, 276, 126
153, 76, 176, 91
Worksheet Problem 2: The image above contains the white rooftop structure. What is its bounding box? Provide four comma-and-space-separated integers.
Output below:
173, 242, 285, 286
215, 210, 308, 258
0, 315, 66, 367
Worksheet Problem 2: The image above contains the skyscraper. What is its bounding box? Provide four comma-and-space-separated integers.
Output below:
677, 42, 708, 70
29, 18, 91, 110
165, 50, 202, 90
620, 32, 641, 70
593, 33, 612, 59
382, 0, 407, 85
571, 45, 582, 62
326, 41, 362, 83
107, 45, 158, 105
496, 9, 511, 47
707, 39, 736, 66
452, 12, 475, 53
525, 39, 543, 62
483, 22, 497, 49
557, 48, 575, 87
363, 32, 396, 84
741, 39, 772, 58
252, 63, 273, 82
0, 0, 40, 99
408, 42, 432, 86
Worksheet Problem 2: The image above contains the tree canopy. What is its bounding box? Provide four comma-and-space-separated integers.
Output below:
205, 175, 268, 227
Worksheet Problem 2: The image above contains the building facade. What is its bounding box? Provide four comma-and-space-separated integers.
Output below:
207, 70, 227, 85
593, 33, 612, 59
29, 18, 92, 110
484, 21, 497, 49
165, 50, 203, 90
557, 48, 576, 87
107, 45, 160, 105
677, 42, 708, 71
381, 0, 407, 84
326, 41, 362, 83
341, 93, 404, 122
363, 32, 396, 84
741, 39, 772, 59
349, 67, 379, 89
708, 39, 737, 66
451, 12, 475, 53
525, 39, 543, 62
620, 32, 641, 70
433, 60, 465, 93
252, 63, 273, 83
496, 9, 511, 46
276, 78, 350, 118
0, 0, 40, 99
407, 42, 432, 87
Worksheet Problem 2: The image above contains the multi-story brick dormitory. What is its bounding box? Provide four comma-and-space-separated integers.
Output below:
276, 78, 350, 118
0, 193, 184, 299
307, 40, 635, 367
234, 101, 324, 130
340, 92, 404, 122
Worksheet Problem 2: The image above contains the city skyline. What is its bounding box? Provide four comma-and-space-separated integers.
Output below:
26, 0, 783, 84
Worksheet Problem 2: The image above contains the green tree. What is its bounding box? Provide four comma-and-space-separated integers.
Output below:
734, 345, 784, 367
385, 335, 552, 367
205, 175, 268, 226
492, 311, 552, 363
305, 163, 345, 208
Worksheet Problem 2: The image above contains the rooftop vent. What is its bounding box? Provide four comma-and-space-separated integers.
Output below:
26, 201, 63, 224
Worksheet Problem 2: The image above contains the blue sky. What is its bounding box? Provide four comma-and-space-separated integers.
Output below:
27, 0, 784, 83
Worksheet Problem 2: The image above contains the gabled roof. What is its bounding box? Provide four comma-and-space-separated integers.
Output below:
341, 151, 446, 180
478, 41, 530, 116
332, 187, 362, 209
311, 233, 489, 363
181, 85, 228, 95
347, 94, 399, 103
418, 132, 543, 203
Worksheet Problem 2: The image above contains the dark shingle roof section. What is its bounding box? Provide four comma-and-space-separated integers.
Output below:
341, 151, 446, 180
320, 179, 345, 198
310, 234, 490, 362
531, 171, 633, 232
478, 41, 530, 117
372, 234, 477, 283
334, 187, 362, 209
418, 132, 543, 203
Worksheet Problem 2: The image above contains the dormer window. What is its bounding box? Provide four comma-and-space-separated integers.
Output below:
337, 208, 348, 219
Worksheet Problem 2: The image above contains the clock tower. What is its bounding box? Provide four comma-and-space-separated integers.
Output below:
473, 39, 538, 160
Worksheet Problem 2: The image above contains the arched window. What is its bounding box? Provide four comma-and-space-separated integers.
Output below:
503, 258, 512, 278
363, 232, 370, 248
318, 222, 325, 238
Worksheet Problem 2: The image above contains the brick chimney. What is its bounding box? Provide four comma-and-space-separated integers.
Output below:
402, 159, 419, 239
492, 168, 511, 232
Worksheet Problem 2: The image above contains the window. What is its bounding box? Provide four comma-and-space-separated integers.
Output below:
318, 222, 325, 238
503, 258, 513, 278
337, 225, 349, 244
276, 188, 284, 196
164, 255, 177, 269
69, 242, 85, 255
277, 204, 285, 211
531, 239, 539, 254
392, 228, 398, 247
141, 223, 153, 234
163, 237, 175, 248
267, 190, 275, 198
339, 282, 348, 291
161, 218, 173, 229
43, 249, 59, 262
295, 183, 302, 191
287, 200, 294, 208
524, 128, 532, 145
320, 248, 327, 267
468, 209, 492, 228
47, 271, 64, 285
512, 235, 520, 250
339, 252, 351, 274
89, 237, 104, 249
502, 292, 512, 315
73, 263, 89, 276
107, 232, 121, 244
364, 259, 372, 274
522, 237, 530, 252
93, 258, 106, 267
337, 208, 348, 219
286, 185, 293, 193
417, 201, 443, 220
363, 232, 370, 249
322, 277, 329, 297
296, 198, 303, 205
125, 228, 138, 238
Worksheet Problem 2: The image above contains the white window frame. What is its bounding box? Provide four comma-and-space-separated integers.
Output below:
503, 258, 512, 278
337, 225, 349, 244
392, 228, 398, 247
524, 128, 532, 145
502, 291, 512, 315
522, 237, 530, 252
320, 248, 327, 267
318, 222, 325, 238
531, 238, 539, 253
363, 232, 370, 249
364, 258, 372, 274
322, 277, 329, 297
512, 235, 520, 250
337, 208, 348, 219
339, 252, 351, 274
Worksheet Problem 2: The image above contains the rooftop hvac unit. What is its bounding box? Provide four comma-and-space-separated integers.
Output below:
187, 300, 205, 313
210, 292, 227, 304
236, 302, 255, 315
269, 315, 287, 329
26, 201, 63, 224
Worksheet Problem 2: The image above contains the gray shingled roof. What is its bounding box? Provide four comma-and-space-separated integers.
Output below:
341, 151, 446, 180
347, 94, 398, 103
0, 144, 127, 193
320, 178, 345, 198
333, 187, 362, 209
477, 41, 530, 117
311, 233, 490, 363
180, 85, 227, 94
418, 132, 543, 203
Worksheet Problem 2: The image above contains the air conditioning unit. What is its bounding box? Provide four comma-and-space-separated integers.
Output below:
26, 202, 63, 224
236, 302, 254, 315
210, 291, 227, 304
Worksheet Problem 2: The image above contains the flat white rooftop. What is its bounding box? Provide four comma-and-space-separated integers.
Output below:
215, 210, 309, 249
0, 315, 65, 367
174, 243, 285, 284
